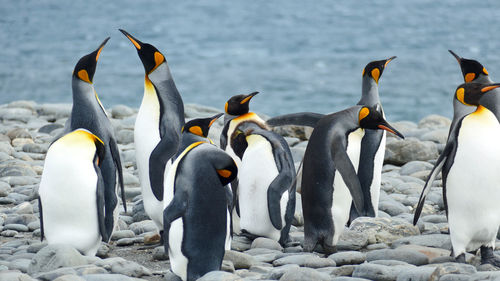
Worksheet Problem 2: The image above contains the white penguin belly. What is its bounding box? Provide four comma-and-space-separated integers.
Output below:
331, 128, 364, 245
370, 132, 386, 217
446, 109, 500, 255
135, 91, 164, 230
39, 150, 101, 256
169, 217, 188, 281
238, 135, 286, 241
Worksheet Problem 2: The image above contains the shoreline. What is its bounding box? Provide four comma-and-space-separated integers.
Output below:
0, 100, 498, 281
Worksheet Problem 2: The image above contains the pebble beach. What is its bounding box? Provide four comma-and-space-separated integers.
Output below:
1, 100, 500, 281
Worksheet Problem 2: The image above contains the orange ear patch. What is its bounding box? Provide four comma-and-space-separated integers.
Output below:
154, 52, 164, 68
371, 68, 380, 83
217, 169, 232, 178
78, 69, 91, 83
456, 87, 473, 106
359, 107, 370, 122
189, 126, 203, 136
464, 73, 476, 83
224, 102, 229, 113
209, 118, 217, 128
362, 68, 365, 76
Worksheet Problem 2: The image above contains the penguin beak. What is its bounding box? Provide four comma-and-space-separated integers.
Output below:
384, 56, 397, 67
448, 50, 462, 64
95, 37, 110, 62
377, 122, 404, 139
208, 113, 224, 127
481, 83, 500, 93
240, 91, 259, 104
119, 29, 143, 50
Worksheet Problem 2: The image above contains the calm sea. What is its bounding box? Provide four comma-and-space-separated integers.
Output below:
2, 0, 500, 122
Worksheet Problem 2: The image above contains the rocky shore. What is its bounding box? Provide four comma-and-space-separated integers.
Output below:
0, 100, 499, 281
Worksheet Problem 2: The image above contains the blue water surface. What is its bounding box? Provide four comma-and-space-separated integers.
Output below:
2, 0, 500, 121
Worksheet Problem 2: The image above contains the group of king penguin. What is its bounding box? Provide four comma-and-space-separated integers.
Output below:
35, 29, 500, 281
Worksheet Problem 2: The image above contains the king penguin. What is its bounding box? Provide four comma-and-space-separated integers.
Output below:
414, 52, 493, 224
163, 116, 237, 281
301, 105, 403, 254
265, 57, 397, 221
120, 29, 185, 232
415, 83, 500, 265
39, 129, 107, 256
63, 38, 125, 240
230, 118, 296, 245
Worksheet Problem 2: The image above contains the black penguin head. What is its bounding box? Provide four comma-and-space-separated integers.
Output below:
454, 83, 500, 106
224, 91, 259, 115
216, 160, 238, 186
119, 29, 166, 74
362, 56, 396, 84
182, 113, 223, 138
449, 50, 489, 83
73, 37, 109, 84
358, 106, 404, 138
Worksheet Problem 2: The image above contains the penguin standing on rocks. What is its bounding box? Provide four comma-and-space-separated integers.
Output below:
415, 83, 500, 266
39, 129, 107, 256
120, 29, 185, 233
230, 120, 296, 245
62, 38, 125, 240
414, 52, 493, 224
163, 116, 237, 281
301, 105, 403, 253
265, 57, 397, 221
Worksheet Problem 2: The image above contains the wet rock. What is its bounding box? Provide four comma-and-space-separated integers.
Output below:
28, 244, 88, 275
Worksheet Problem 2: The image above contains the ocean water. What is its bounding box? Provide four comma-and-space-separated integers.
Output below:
2, 0, 500, 122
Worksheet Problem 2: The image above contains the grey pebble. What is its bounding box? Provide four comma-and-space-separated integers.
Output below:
111, 230, 135, 241
391, 234, 451, 250
366, 248, 429, 266
197, 270, 242, 281
395, 266, 436, 281
427, 262, 477, 278
129, 220, 157, 235
116, 238, 136, 246
332, 277, 372, 281
80, 273, 144, 281
352, 263, 416, 281
34, 267, 77, 281
328, 251, 366, 266
28, 244, 88, 275
278, 267, 331, 281
264, 264, 300, 279
0, 270, 37, 281
273, 253, 336, 268
224, 250, 256, 269
8, 258, 31, 272
250, 237, 283, 251
1, 229, 19, 237
337, 229, 369, 251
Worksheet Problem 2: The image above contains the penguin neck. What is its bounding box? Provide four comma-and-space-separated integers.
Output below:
224, 113, 238, 125
451, 98, 475, 132
474, 74, 493, 84
71, 77, 107, 124
478, 89, 500, 121
176, 133, 207, 158
359, 77, 380, 106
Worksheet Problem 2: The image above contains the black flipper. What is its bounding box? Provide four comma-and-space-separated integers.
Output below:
266, 112, 324, 128
101, 150, 118, 241
109, 138, 126, 213
163, 187, 188, 252
149, 131, 180, 201
220, 122, 230, 150
330, 134, 365, 214
38, 197, 44, 242
95, 162, 109, 242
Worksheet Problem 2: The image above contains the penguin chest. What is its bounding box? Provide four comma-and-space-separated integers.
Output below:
238, 135, 285, 240
39, 146, 100, 255
446, 109, 500, 249
330, 128, 364, 243
135, 86, 164, 228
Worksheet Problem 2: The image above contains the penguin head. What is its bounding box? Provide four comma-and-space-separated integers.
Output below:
216, 160, 238, 186
73, 37, 110, 84
362, 56, 396, 84
358, 106, 404, 138
454, 83, 500, 106
182, 113, 223, 138
449, 50, 489, 83
224, 91, 259, 115
119, 29, 166, 75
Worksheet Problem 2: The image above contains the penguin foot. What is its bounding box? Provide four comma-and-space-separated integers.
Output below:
455, 253, 466, 263
240, 229, 259, 241
481, 246, 500, 267
321, 243, 337, 255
